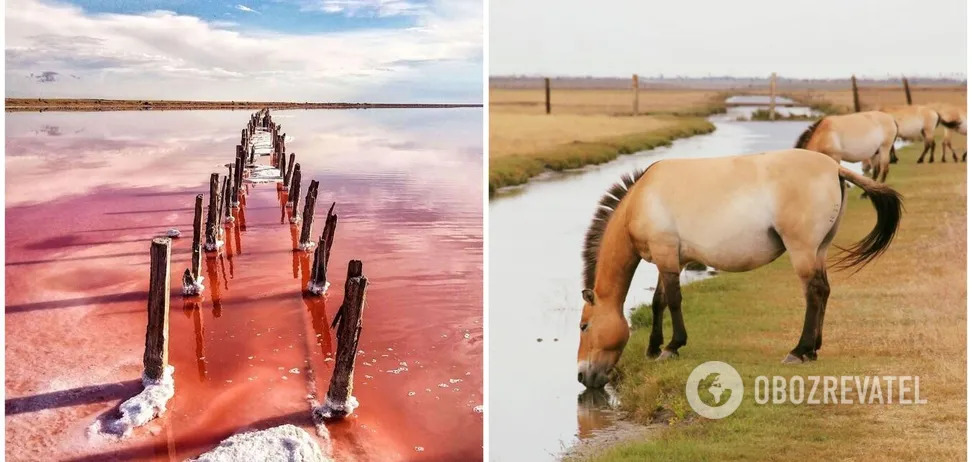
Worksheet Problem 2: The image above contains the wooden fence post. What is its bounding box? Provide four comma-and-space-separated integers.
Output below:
279, 149, 287, 186
544, 77, 551, 114
632, 74, 639, 115
851, 75, 860, 112
316, 265, 367, 420
284, 153, 296, 189
768, 72, 777, 120
221, 176, 232, 222
298, 180, 320, 249
144, 237, 172, 381
902, 77, 912, 105
182, 194, 204, 295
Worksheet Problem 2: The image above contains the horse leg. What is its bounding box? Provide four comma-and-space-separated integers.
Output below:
657, 271, 685, 360
783, 249, 828, 364
645, 273, 667, 359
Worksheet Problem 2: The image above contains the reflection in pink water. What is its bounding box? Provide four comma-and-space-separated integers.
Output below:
5, 110, 483, 461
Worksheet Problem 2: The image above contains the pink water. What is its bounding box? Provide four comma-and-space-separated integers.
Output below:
5, 109, 483, 461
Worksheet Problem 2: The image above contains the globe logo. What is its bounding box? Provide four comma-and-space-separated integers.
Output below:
685, 361, 744, 419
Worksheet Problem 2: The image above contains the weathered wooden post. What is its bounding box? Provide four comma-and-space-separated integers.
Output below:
278, 150, 288, 187
851, 75, 860, 112
902, 77, 912, 105
144, 237, 172, 381
231, 154, 241, 208
544, 77, 551, 114
632, 74, 639, 115
316, 263, 367, 420
284, 153, 296, 188
183, 194, 205, 295
204, 173, 222, 251
288, 163, 302, 209
308, 204, 337, 295
331, 259, 361, 329
769, 72, 777, 120
221, 176, 232, 222
240, 129, 246, 146
289, 168, 302, 222
298, 180, 320, 249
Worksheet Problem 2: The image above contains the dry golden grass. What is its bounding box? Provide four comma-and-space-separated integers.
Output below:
783, 85, 967, 113
590, 134, 967, 461
490, 88, 725, 116
490, 113, 683, 158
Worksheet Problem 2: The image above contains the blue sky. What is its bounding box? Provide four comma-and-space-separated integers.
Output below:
6, 0, 483, 102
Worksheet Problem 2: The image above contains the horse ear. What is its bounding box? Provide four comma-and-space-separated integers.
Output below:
581, 289, 595, 304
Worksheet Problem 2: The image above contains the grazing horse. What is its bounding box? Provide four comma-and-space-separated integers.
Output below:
880, 105, 940, 163
794, 111, 898, 183
933, 103, 967, 162
576, 150, 902, 389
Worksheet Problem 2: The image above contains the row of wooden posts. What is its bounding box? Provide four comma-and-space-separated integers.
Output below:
140, 108, 367, 421
540, 74, 918, 116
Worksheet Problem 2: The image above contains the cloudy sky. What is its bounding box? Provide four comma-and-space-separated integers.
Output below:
490, 0, 967, 79
6, 0, 483, 102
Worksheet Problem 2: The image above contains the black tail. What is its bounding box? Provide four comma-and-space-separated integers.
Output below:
832, 166, 903, 271
795, 119, 824, 149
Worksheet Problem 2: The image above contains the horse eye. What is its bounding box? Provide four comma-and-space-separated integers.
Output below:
580, 323, 589, 332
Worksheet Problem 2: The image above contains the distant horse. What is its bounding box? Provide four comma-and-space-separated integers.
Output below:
880, 105, 941, 163
576, 150, 902, 389
795, 111, 898, 184
933, 103, 967, 162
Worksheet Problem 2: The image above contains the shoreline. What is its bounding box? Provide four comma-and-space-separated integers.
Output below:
488, 116, 717, 196
4, 98, 482, 112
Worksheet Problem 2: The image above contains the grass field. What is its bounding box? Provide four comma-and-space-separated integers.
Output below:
488, 88, 722, 194
784, 85, 967, 114
586, 135, 967, 461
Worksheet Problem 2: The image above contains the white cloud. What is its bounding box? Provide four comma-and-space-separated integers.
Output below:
308, 0, 426, 17
235, 4, 260, 14
5, 0, 483, 102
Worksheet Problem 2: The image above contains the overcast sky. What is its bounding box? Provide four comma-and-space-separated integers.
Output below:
490, 0, 967, 78
6, 0, 483, 102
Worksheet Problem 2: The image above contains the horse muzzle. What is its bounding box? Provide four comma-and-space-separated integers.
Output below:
577, 361, 610, 389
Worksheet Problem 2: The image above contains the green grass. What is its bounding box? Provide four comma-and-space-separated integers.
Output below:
489, 117, 715, 195
583, 137, 967, 461
745, 108, 815, 121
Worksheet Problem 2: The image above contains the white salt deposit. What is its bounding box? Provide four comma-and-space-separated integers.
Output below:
204, 240, 225, 251
298, 241, 317, 251
166, 229, 181, 238
189, 424, 330, 462
315, 396, 359, 420
182, 276, 205, 296
103, 366, 175, 437
473, 405, 484, 414
306, 280, 330, 295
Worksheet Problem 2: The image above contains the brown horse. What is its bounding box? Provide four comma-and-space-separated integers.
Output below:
576, 149, 902, 389
933, 103, 967, 162
880, 105, 940, 163
795, 111, 898, 183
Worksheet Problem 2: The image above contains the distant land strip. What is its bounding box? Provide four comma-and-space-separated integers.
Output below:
5, 98, 483, 112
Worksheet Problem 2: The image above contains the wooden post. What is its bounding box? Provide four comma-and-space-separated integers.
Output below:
289, 165, 302, 218
190, 194, 203, 280
221, 176, 231, 222
851, 75, 860, 112
331, 259, 362, 329
308, 203, 337, 295
284, 153, 296, 188
279, 149, 288, 185
232, 154, 242, 207
240, 129, 246, 146
205, 173, 220, 251
902, 77, 912, 105
317, 266, 367, 420
298, 180, 320, 249
769, 72, 777, 120
144, 237, 172, 381
632, 74, 639, 115
544, 77, 551, 114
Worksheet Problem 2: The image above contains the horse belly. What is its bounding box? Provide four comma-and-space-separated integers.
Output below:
678, 214, 784, 272
896, 118, 923, 140
834, 129, 883, 162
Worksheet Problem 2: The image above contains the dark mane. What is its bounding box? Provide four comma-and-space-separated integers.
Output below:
794, 118, 824, 149
582, 167, 649, 289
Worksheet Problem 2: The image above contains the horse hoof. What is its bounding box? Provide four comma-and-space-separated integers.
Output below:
646, 347, 662, 359
917, 160, 924, 164
656, 350, 678, 361
782, 353, 805, 364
